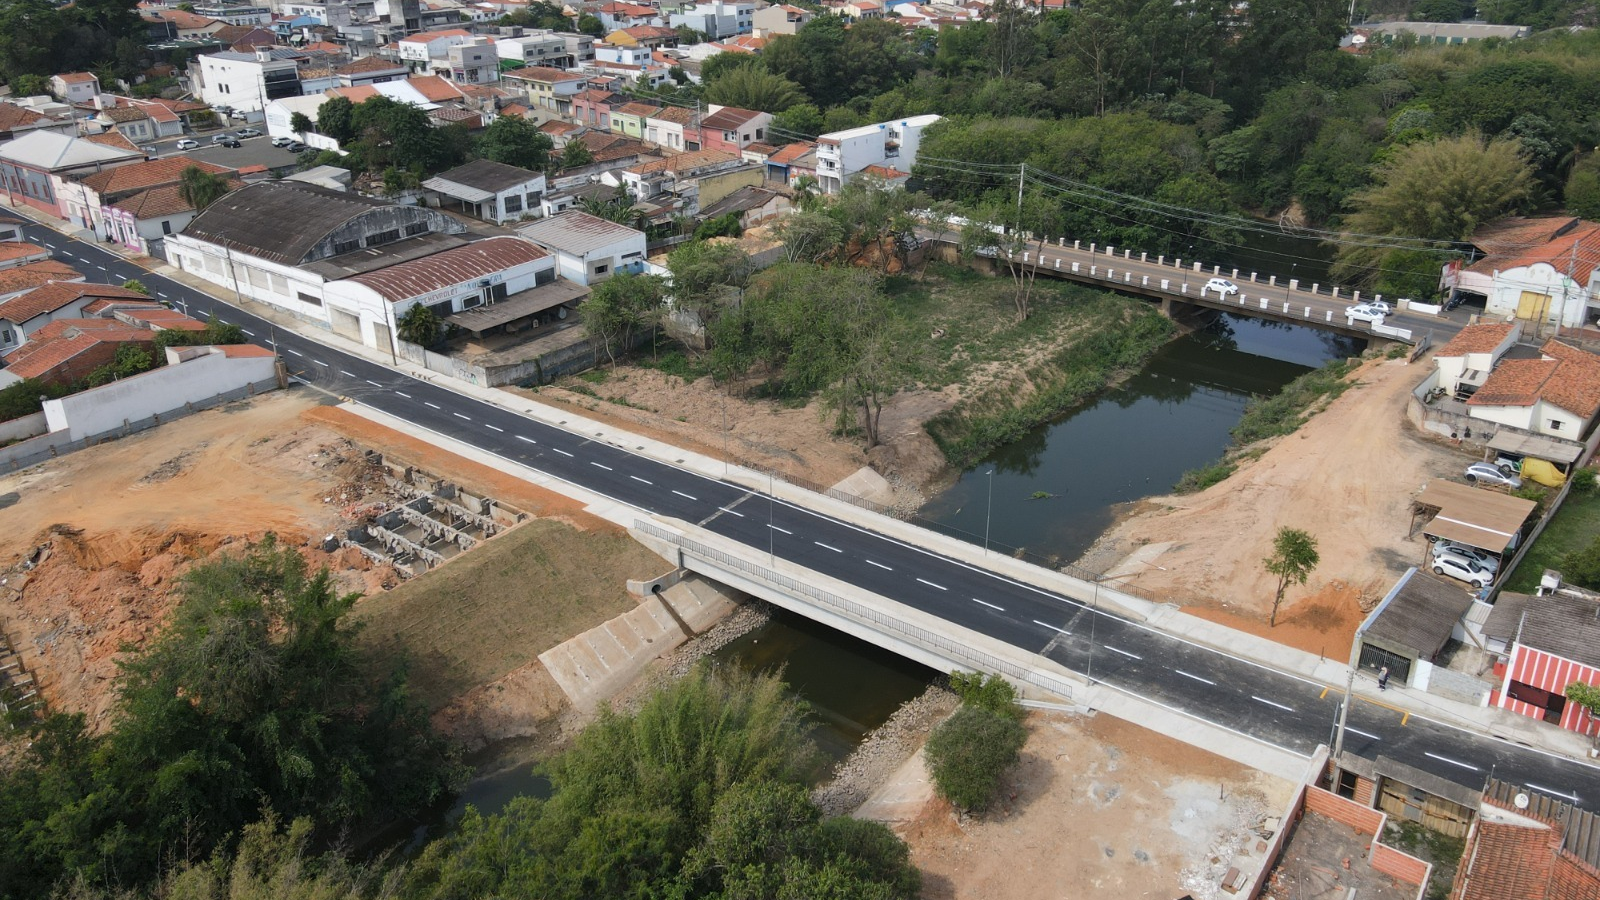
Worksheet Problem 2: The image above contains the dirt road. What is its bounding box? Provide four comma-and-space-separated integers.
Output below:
1083, 355, 1469, 654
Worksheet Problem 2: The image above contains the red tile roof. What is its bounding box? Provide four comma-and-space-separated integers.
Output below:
85, 132, 142, 153
348, 237, 549, 303
767, 140, 816, 166
220, 343, 275, 358
1437, 322, 1515, 357
409, 74, 466, 102
336, 54, 407, 75
77, 156, 233, 198
326, 85, 380, 102
1469, 340, 1600, 419
504, 65, 587, 83
54, 72, 98, 84
613, 101, 661, 117
700, 106, 764, 131
1, 318, 153, 380
648, 105, 696, 125
629, 148, 737, 175
80, 298, 163, 315
0, 280, 149, 324
0, 262, 83, 299
622, 25, 677, 39
1467, 218, 1600, 285
0, 104, 51, 134
0, 243, 49, 264
1456, 820, 1560, 900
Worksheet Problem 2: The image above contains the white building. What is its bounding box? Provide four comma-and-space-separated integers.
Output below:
163, 180, 467, 329
192, 48, 307, 120
495, 29, 586, 68
668, 0, 755, 39
396, 28, 478, 70
815, 114, 941, 195
193, 3, 272, 24
751, 3, 811, 36
423, 159, 547, 224
1448, 217, 1600, 331
442, 37, 500, 84
49, 73, 101, 106
515, 211, 646, 285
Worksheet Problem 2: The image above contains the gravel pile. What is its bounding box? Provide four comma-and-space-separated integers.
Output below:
812, 683, 960, 817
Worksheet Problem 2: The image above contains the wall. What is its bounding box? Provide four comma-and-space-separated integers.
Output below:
695, 164, 764, 210
1296, 787, 1432, 899
0, 411, 47, 443
42, 349, 279, 441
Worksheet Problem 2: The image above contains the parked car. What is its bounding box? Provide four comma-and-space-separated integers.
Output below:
235, 127, 262, 138
211, 132, 238, 145
141, 145, 158, 159
1345, 302, 1388, 323
1432, 554, 1495, 588
271, 135, 294, 147
1433, 545, 1500, 574
1203, 277, 1239, 296
1465, 462, 1522, 489
175, 138, 199, 150
286, 141, 308, 153
1492, 452, 1524, 475
1431, 540, 1501, 570
219, 138, 242, 148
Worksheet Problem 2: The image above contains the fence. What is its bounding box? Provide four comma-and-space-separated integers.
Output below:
0, 378, 280, 473
741, 461, 1165, 606
634, 520, 1079, 702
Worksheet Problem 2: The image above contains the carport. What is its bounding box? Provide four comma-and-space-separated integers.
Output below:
443, 279, 589, 339
1486, 431, 1581, 471
1412, 479, 1538, 556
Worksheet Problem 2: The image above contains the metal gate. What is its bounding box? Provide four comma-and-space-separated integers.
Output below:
1359, 642, 1411, 684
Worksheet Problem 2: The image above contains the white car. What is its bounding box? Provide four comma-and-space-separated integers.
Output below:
1203, 277, 1239, 296
174, 138, 199, 151
1465, 462, 1522, 489
271, 136, 294, 147
1434, 545, 1499, 574
1433, 554, 1494, 588
1345, 303, 1387, 323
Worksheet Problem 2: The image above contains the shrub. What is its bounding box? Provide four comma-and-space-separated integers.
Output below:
1175, 460, 1237, 493
925, 705, 1027, 812
948, 671, 1022, 718
1572, 467, 1597, 496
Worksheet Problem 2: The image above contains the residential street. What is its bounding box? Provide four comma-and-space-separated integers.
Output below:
23, 220, 1600, 813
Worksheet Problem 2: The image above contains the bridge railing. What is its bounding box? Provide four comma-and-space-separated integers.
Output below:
635, 519, 1078, 702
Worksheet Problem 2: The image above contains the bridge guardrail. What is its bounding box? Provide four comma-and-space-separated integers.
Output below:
635, 520, 1078, 702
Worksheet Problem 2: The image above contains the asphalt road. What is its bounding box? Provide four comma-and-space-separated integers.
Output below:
26, 223, 1600, 812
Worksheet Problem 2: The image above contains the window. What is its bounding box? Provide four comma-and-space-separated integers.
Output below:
2, 329, 12, 344
333, 239, 359, 254
1550, 419, 1564, 431
593, 263, 609, 275
404, 222, 428, 236
297, 291, 323, 306
503, 194, 523, 213
366, 229, 401, 246
161, 220, 172, 235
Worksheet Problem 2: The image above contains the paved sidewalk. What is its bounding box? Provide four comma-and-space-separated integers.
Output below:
19, 202, 1600, 769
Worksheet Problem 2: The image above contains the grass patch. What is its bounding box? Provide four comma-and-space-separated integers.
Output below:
1230, 358, 1358, 445
1383, 820, 1465, 900
1175, 461, 1237, 494
1505, 485, 1600, 593
353, 519, 668, 712
577, 370, 609, 384
634, 343, 711, 381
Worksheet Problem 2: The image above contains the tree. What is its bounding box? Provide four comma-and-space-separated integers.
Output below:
576, 12, 604, 35
578, 187, 640, 226
581, 272, 668, 365
478, 114, 553, 170
289, 110, 313, 135
397, 303, 443, 347
120, 278, 149, 295
1262, 527, 1319, 626
667, 240, 753, 343
772, 102, 823, 139
178, 165, 233, 212
1334, 133, 1535, 285
559, 139, 593, 170
1567, 154, 1600, 219
704, 66, 805, 112
1565, 682, 1600, 733
316, 95, 355, 143
772, 210, 844, 263
924, 705, 1027, 812
700, 50, 761, 84
9, 73, 46, 96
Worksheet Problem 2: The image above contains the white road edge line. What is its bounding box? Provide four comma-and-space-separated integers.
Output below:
631, 475, 652, 484
366, 380, 382, 387
814, 541, 841, 552
285, 348, 303, 357
973, 598, 1004, 611
1032, 619, 1070, 635
1423, 752, 1479, 771
1174, 670, 1216, 686
767, 524, 792, 535
916, 578, 948, 591
672, 490, 697, 500
591, 462, 613, 470
1251, 695, 1295, 713
1104, 645, 1142, 660
865, 559, 892, 571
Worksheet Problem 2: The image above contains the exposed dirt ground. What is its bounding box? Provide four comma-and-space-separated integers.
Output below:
0, 392, 394, 728
898, 711, 1294, 900
1081, 355, 1471, 655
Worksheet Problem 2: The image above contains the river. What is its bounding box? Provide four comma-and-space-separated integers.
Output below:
917, 312, 1363, 565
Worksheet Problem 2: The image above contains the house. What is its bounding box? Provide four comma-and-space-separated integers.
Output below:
163, 180, 468, 324
608, 101, 660, 140
645, 105, 699, 152
815, 114, 940, 194
764, 139, 815, 184
213, 23, 278, 48
0, 104, 77, 142
0, 262, 82, 305
751, 2, 811, 36
695, 184, 789, 229
515, 211, 646, 284
668, 0, 755, 39
441, 36, 500, 84
503, 66, 589, 117
49, 73, 101, 105
142, 7, 228, 40
106, 181, 239, 256
1351, 568, 1475, 690
192, 47, 311, 121
538, 118, 584, 146
0, 281, 149, 354
858, 163, 912, 190
1467, 340, 1600, 441
604, 25, 680, 49
423, 159, 547, 224
322, 235, 579, 354
494, 30, 574, 68
0, 318, 159, 385
65, 156, 237, 244
0, 132, 143, 220
620, 148, 757, 212
395, 28, 478, 71
835, 0, 884, 19
335, 54, 410, 87
1432, 323, 1522, 399
1483, 577, 1600, 736
1446, 217, 1600, 330
0, 243, 50, 270
697, 105, 771, 154
1451, 778, 1600, 900
596, 1, 663, 30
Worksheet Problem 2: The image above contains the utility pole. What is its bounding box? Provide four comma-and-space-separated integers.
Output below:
1557, 238, 1579, 339
1332, 624, 1363, 765
1015, 162, 1026, 231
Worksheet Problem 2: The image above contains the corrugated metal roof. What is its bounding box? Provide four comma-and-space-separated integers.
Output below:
1483, 591, 1600, 669
1416, 479, 1538, 553
1365, 568, 1473, 658
515, 211, 643, 257
347, 236, 549, 303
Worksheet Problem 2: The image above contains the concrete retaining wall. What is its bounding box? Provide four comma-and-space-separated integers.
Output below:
0, 412, 47, 444
0, 428, 73, 469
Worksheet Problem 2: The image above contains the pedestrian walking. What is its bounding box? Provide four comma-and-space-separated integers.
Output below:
1378, 666, 1390, 691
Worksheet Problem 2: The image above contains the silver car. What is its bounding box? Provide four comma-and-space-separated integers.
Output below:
1465, 462, 1522, 489
1345, 302, 1387, 323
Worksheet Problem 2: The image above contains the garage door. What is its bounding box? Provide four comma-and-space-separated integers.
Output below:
330, 308, 361, 341
1517, 291, 1551, 320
